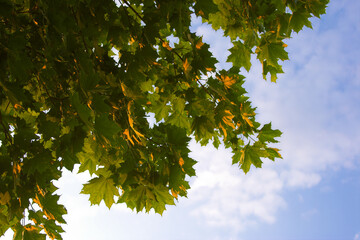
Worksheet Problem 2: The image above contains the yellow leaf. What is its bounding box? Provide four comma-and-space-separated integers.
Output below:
127, 101, 144, 140
239, 149, 245, 164
129, 37, 136, 45
133, 129, 144, 145
24, 225, 38, 231
222, 110, 236, 129
171, 189, 179, 199
123, 129, 134, 145
13, 162, 21, 175
196, 38, 204, 49
127, 101, 134, 128
44, 229, 56, 240
218, 75, 236, 89
14, 103, 22, 109
162, 41, 172, 50
44, 210, 55, 221
179, 185, 186, 192
242, 113, 254, 127
183, 58, 191, 73
282, 43, 288, 48
219, 123, 227, 139
87, 100, 92, 109
121, 82, 128, 96
0, 191, 10, 205
179, 157, 184, 167
272, 148, 282, 158
182, 82, 190, 88
33, 194, 42, 208
37, 184, 45, 197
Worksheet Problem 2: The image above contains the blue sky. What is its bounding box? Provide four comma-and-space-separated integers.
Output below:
2, 1, 360, 239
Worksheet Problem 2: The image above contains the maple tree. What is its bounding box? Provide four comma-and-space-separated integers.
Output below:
0, 0, 328, 238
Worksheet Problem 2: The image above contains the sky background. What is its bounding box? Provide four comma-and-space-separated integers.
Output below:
2, 1, 360, 239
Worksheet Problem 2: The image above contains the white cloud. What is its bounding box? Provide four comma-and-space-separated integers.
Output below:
281, 170, 321, 188
184, 0, 360, 233
188, 143, 286, 231
354, 232, 360, 240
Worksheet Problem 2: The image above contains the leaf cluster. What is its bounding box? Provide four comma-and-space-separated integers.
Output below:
0, 0, 328, 238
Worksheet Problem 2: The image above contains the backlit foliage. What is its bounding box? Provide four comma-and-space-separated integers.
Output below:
0, 0, 328, 238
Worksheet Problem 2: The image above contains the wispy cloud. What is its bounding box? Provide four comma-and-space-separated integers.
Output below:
301, 208, 319, 220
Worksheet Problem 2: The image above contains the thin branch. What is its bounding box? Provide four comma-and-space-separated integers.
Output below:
195, 79, 216, 101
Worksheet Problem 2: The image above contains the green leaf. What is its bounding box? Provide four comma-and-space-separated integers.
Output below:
91, 95, 111, 114
71, 93, 92, 128
81, 176, 120, 209
290, 8, 313, 33
22, 225, 46, 240
151, 101, 171, 122
77, 137, 100, 175
233, 145, 263, 174
227, 41, 252, 71
265, 147, 283, 161
191, 116, 215, 144
165, 125, 191, 147
35, 193, 67, 224
258, 123, 282, 143
193, 0, 218, 18
95, 114, 121, 141
42, 220, 65, 240
152, 184, 175, 215
168, 112, 191, 129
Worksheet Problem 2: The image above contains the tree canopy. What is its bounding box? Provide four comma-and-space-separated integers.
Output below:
0, 0, 328, 238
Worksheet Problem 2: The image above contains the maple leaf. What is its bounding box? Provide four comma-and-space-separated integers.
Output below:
227, 41, 252, 71
218, 75, 236, 89
258, 123, 282, 143
0, 192, 10, 205
233, 145, 262, 174
33, 193, 67, 224
81, 176, 120, 209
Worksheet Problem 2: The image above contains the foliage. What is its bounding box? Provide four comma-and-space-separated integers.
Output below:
0, 0, 328, 238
